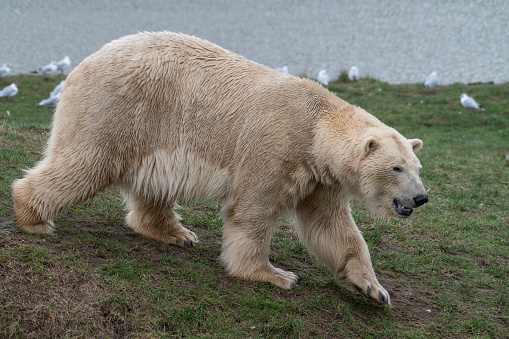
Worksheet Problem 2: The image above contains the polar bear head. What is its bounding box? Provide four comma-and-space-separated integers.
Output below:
311, 112, 428, 219
355, 127, 428, 218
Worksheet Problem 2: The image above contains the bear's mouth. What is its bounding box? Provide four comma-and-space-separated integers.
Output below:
393, 199, 413, 217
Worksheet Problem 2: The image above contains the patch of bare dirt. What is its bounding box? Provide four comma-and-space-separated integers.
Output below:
0, 242, 116, 337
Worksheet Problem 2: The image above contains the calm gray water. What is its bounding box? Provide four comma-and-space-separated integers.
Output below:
3, 0, 508, 84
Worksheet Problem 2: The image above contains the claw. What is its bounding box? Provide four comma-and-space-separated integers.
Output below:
378, 291, 386, 304
366, 285, 372, 296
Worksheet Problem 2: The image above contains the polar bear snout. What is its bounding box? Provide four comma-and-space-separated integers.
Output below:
393, 193, 427, 217
393, 198, 413, 217
413, 194, 428, 207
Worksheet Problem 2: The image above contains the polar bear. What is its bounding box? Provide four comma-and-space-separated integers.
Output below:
12, 32, 428, 305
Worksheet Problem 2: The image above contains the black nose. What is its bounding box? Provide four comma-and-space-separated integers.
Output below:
413, 194, 428, 207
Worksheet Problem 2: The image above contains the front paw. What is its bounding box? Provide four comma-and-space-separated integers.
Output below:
343, 260, 391, 306
353, 279, 391, 306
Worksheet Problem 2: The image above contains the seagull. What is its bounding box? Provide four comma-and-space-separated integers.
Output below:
460, 93, 482, 110
38, 93, 60, 106
348, 66, 359, 81
50, 80, 66, 97
276, 65, 289, 74
424, 71, 438, 88
39, 80, 65, 106
41, 62, 58, 75
56, 56, 71, 74
0, 83, 18, 97
317, 70, 330, 86
0, 64, 12, 78
32, 62, 58, 75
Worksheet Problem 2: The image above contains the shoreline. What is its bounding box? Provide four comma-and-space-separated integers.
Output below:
3, 0, 508, 85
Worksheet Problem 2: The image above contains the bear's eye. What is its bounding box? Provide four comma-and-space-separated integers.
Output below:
393, 166, 402, 172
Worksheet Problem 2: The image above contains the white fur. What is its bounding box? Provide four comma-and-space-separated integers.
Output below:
123, 149, 231, 203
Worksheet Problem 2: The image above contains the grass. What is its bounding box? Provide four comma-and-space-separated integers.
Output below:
1, 73, 508, 338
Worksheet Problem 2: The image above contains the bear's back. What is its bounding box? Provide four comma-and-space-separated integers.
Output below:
55, 32, 331, 197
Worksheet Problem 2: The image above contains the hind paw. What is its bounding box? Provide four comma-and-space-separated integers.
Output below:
167, 229, 198, 247
149, 227, 198, 247
248, 266, 300, 289
19, 220, 55, 234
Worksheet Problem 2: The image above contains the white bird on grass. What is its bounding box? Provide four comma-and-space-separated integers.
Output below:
56, 56, 71, 74
460, 93, 482, 110
39, 80, 65, 106
0, 64, 12, 78
32, 62, 58, 75
50, 80, 66, 98
424, 71, 438, 88
0, 83, 18, 97
38, 93, 60, 106
348, 66, 359, 81
276, 65, 289, 74
317, 69, 330, 86
41, 62, 58, 75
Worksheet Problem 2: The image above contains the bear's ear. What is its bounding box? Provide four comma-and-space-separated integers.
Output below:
408, 139, 423, 154
362, 136, 377, 156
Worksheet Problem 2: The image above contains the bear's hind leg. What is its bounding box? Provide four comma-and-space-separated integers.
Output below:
12, 157, 114, 234
125, 193, 197, 246
12, 175, 55, 234
221, 206, 299, 289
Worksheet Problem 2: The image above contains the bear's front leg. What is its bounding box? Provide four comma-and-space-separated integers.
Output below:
295, 184, 390, 306
220, 203, 299, 289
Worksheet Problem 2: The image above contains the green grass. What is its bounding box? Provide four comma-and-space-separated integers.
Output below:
1, 74, 508, 338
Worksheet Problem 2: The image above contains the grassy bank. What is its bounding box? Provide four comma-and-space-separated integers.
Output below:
1, 74, 508, 338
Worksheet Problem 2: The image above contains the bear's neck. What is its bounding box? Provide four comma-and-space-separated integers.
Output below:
309, 98, 385, 194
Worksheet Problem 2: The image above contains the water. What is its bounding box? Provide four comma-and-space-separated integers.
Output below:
2, 0, 508, 84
